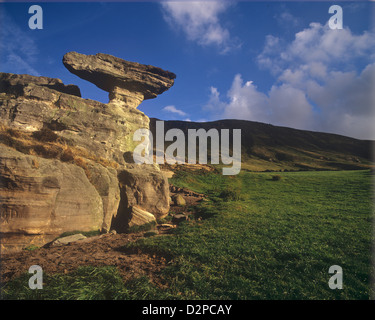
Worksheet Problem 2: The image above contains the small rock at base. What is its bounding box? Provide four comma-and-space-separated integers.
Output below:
173, 194, 186, 206
172, 213, 188, 224
49, 233, 87, 247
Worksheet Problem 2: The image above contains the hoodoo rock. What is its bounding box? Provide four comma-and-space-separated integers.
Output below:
0, 72, 149, 164
0, 52, 173, 252
63, 52, 176, 108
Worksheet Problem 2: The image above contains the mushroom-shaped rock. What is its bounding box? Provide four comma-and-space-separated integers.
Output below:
63, 51, 176, 108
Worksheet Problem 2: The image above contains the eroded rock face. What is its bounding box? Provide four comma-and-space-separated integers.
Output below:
117, 165, 170, 220
63, 52, 176, 108
0, 72, 149, 164
111, 165, 170, 232
0, 52, 173, 252
0, 72, 81, 98
0, 145, 103, 253
84, 162, 120, 233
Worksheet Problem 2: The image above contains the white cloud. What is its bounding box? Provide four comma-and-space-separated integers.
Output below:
258, 22, 375, 70
204, 86, 229, 118
307, 64, 375, 117
161, 1, 239, 53
288, 23, 375, 63
205, 23, 375, 139
163, 105, 188, 117
274, 9, 300, 28
222, 74, 268, 122
206, 74, 315, 131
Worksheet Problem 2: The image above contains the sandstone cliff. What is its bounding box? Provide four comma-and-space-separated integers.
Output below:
0, 52, 175, 253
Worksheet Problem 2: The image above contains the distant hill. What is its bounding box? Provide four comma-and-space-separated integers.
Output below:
150, 118, 374, 172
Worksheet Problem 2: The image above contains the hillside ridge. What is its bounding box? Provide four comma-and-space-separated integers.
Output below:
150, 118, 374, 172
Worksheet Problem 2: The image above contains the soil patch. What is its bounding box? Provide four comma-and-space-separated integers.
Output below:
1, 232, 169, 288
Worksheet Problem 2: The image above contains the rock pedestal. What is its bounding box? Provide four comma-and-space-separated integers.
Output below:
63, 52, 176, 108
0, 52, 175, 252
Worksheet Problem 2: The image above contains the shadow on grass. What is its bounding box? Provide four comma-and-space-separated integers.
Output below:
194, 205, 218, 220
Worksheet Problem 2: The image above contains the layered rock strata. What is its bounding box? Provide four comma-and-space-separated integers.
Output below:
0, 72, 149, 164
0, 52, 174, 252
63, 52, 176, 108
0, 145, 103, 252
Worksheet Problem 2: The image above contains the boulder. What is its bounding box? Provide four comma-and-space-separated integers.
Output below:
128, 206, 156, 228
63, 52, 176, 108
49, 233, 87, 247
173, 194, 186, 206
117, 165, 170, 219
0, 145, 103, 253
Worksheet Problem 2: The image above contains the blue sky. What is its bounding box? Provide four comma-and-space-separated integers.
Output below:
1, 1, 374, 140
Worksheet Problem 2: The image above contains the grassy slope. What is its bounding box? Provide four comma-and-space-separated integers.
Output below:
150, 118, 374, 172
3, 170, 374, 300
130, 169, 374, 299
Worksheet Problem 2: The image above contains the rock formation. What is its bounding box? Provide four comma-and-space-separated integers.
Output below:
127, 206, 156, 229
0, 72, 149, 164
0, 72, 81, 98
0, 52, 174, 253
63, 52, 176, 108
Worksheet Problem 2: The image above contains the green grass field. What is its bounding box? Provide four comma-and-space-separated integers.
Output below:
3, 169, 374, 300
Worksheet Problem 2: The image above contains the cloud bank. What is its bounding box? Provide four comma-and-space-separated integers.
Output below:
205, 22, 375, 140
